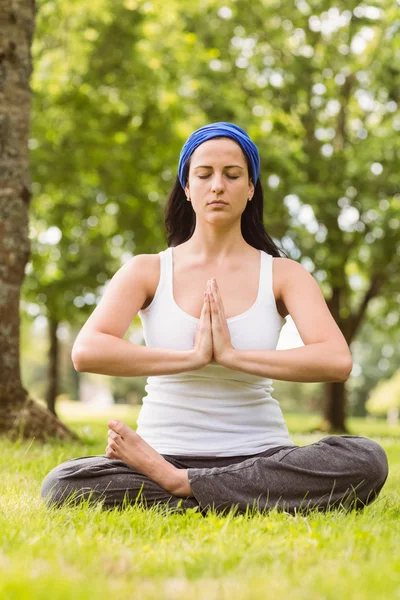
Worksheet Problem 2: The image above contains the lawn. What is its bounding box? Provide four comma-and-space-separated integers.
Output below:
1, 403, 400, 600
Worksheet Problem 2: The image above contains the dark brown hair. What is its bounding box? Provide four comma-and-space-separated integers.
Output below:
164, 139, 288, 258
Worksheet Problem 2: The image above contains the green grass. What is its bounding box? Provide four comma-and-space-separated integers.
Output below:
1, 404, 400, 600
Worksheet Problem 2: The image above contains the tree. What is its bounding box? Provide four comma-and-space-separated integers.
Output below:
366, 369, 400, 422
22, 0, 399, 432
0, 0, 76, 440
348, 314, 399, 417
23, 0, 169, 413
205, 0, 400, 431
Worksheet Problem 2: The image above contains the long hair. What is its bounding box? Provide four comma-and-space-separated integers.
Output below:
165, 142, 288, 258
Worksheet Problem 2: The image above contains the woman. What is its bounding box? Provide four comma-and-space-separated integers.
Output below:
41, 122, 388, 515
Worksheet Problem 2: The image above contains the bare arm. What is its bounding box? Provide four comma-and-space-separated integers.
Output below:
72, 333, 198, 377
221, 259, 353, 383
222, 343, 350, 383
71, 254, 201, 377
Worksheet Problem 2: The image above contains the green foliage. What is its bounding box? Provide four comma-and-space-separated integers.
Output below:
366, 369, 400, 416
22, 0, 400, 417
348, 319, 399, 416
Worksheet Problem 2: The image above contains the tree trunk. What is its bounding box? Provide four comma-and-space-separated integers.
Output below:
319, 271, 387, 433
321, 381, 349, 433
45, 316, 59, 415
0, 0, 76, 441
316, 287, 349, 433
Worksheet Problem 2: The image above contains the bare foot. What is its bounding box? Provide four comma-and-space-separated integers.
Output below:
106, 420, 193, 497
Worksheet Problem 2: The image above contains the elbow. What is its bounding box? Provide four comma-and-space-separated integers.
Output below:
339, 354, 353, 382
71, 346, 86, 372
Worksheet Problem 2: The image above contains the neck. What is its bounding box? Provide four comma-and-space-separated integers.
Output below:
183, 223, 250, 263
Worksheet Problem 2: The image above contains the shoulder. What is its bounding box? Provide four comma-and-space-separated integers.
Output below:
270, 255, 304, 285
129, 253, 161, 269
128, 252, 162, 275
271, 256, 315, 299
125, 252, 162, 298
272, 256, 307, 277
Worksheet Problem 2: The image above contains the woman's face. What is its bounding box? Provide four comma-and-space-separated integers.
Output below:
185, 137, 254, 221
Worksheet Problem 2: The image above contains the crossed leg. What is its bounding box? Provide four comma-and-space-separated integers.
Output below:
41, 421, 389, 515
187, 434, 389, 514
40, 453, 199, 512
104, 420, 193, 497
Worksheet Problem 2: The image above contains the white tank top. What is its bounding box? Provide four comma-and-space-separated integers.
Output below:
137, 247, 295, 457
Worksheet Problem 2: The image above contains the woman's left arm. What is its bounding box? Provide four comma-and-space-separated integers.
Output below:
220, 259, 353, 383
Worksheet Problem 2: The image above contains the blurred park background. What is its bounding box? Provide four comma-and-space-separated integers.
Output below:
17, 0, 400, 433
1, 4, 400, 596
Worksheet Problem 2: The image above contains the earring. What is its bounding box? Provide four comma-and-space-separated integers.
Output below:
187, 196, 191, 201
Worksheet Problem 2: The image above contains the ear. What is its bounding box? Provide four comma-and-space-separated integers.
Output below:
248, 179, 255, 198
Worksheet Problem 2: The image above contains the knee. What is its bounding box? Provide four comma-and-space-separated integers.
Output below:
40, 463, 71, 507
40, 461, 93, 508
40, 456, 112, 508
351, 437, 389, 491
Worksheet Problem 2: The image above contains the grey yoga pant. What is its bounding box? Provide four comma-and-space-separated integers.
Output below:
40, 435, 389, 515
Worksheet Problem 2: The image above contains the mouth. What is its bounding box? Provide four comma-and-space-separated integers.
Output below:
208, 201, 228, 206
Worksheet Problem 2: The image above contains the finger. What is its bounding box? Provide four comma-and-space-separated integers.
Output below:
211, 280, 221, 298
211, 280, 226, 318
208, 291, 216, 308
209, 290, 219, 311
211, 290, 219, 309
210, 292, 223, 330
211, 280, 221, 304
209, 280, 218, 300
209, 292, 219, 322
208, 280, 216, 297
202, 293, 211, 319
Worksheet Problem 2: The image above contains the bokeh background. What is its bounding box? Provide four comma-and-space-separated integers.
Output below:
20, 0, 400, 431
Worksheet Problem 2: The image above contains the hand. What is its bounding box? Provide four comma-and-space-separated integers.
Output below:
208, 278, 235, 364
193, 289, 213, 367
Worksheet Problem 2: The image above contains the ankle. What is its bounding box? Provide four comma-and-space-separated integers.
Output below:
169, 469, 193, 497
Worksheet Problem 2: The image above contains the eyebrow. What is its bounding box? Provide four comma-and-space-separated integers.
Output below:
193, 165, 244, 170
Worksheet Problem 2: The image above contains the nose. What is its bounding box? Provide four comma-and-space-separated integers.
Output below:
211, 173, 225, 194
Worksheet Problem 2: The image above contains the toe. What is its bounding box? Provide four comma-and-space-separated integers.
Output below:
108, 419, 128, 437
108, 429, 121, 441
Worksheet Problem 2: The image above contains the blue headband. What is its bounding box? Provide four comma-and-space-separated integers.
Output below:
178, 122, 260, 189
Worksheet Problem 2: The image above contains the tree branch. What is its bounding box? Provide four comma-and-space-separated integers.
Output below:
347, 272, 387, 342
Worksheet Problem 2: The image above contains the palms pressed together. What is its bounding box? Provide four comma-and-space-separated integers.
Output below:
104, 278, 233, 497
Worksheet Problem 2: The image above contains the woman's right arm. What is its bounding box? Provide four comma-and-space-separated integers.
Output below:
71, 254, 206, 377
73, 333, 200, 376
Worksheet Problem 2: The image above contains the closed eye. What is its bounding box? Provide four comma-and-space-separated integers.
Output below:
198, 175, 239, 179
